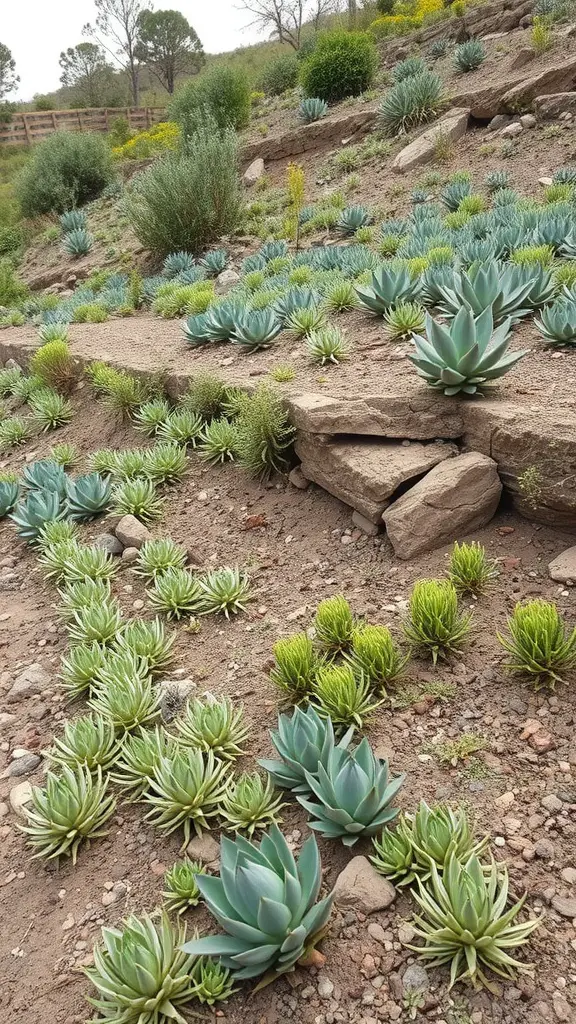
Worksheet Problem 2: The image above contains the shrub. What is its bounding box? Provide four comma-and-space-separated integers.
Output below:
0, 225, 23, 258
108, 116, 132, 147
29, 341, 78, 393
170, 65, 251, 135
234, 385, 294, 479
16, 132, 114, 217
125, 125, 242, 257
379, 71, 443, 135
498, 599, 576, 689
259, 53, 299, 96
0, 259, 28, 306
531, 15, 552, 52
299, 30, 378, 103
112, 121, 180, 160
370, 15, 418, 38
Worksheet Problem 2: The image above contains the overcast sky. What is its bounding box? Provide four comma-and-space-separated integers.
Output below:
4, 1, 264, 101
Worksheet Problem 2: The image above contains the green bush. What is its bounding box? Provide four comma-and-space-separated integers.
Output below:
259, 53, 299, 96
125, 124, 242, 257
0, 225, 23, 257
170, 65, 251, 135
16, 132, 114, 217
376, 0, 395, 11
299, 30, 378, 103
0, 259, 28, 306
108, 116, 133, 148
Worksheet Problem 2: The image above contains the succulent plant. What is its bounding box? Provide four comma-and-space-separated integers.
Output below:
0, 416, 31, 450
0, 479, 19, 517
176, 696, 249, 760
30, 389, 73, 430
66, 472, 111, 520
136, 538, 188, 580
181, 824, 334, 981
535, 298, 576, 344
63, 228, 93, 257
10, 489, 66, 544
59, 641, 108, 699
337, 205, 372, 236
234, 383, 294, 479
221, 772, 286, 837
498, 598, 576, 689
429, 38, 448, 59
299, 96, 328, 123
322, 278, 359, 313
147, 567, 205, 619
410, 306, 526, 395
47, 712, 120, 773
403, 579, 472, 664
191, 958, 237, 1004
355, 265, 420, 314
198, 417, 238, 464
440, 178, 472, 211
84, 912, 198, 1024
61, 543, 117, 583
347, 624, 407, 691
58, 576, 110, 618
21, 459, 67, 496
306, 325, 348, 365
199, 567, 251, 617
59, 209, 87, 232
67, 599, 123, 645
312, 664, 383, 729
384, 300, 426, 339
133, 397, 172, 436
286, 305, 327, 339
449, 541, 498, 595
379, 71, 443, 136
157, 408, 204, 447
270, 632, 319, 702
437, 262, 536, 323
20, 766, 116, 864
314, 595, 355, 653
200, 248, 228, 274
407, 800, 489, 878
89, 665, 161, 733
484, 170, 512, 194
259, 705, 354, 794
162, 858, 204, 913
163, 250, 196, 278
232, 309, 283, 352
297, 738, 404, 846
409, 853, 541, 989
371, 825, 417, 886
49, 441, 78, 467
38, 538, 83, 582
111, 477, 164, 522
110, 726, 178, 799
113, 618, 175, 675
145, 443, 188, 484
144, 747, 230, 847
453, 38, 486, 73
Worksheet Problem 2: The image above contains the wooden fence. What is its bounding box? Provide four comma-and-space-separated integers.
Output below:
0, 106, 167, 146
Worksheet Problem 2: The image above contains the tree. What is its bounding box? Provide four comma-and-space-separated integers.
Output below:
135, 10, 205, 94
0, 43, 19, 100
238, 0, 341, 50
59, 42, 112, 107
83, 0, 151, 105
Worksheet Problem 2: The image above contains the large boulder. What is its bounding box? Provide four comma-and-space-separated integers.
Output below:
288, 391, 464, 440
383, 452, 502, 559
242, 157, 265, 186
392, 108, 470, 174
296, 435, 457, 523
549, 547, 576, 584
534, 92, 576, 119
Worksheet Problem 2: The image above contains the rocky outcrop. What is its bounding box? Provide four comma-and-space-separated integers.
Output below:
296, 435, 457, 523
241, 109, 377, 165
288, 392, 464, 440
382, 453, 502, 559
449, 55, 576, 119
389, 0, 533, 46
392, 107, 470, 175
534, 92, 576, 119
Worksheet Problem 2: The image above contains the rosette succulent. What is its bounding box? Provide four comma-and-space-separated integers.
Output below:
258, 705, 354, 794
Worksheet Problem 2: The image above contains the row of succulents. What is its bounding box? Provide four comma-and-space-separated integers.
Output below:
0, 361, 74, 448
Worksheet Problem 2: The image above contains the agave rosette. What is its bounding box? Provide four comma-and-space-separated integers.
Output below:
258, 705, 354, 794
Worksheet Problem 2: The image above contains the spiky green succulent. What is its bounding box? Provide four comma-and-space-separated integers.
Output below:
259, 705, 354, 794
410, 306, 526, 396
337, 205, 371, 236
347, 623, 408, 691
306, 325, 348, 365
286, 305, 327, 339
29, 389, 73, 430
59, 641, 108, 699
176, 696, 249, 760
20, 766, 116, 864
47, 712, 120, 773
314, 595, 355, 653
63, 228, 93, 257
270, 632, 319, 702
10, 489, 66, 543
110, 726, 178, 799
58, 578, 111, 619
181, 824, 334, 982
60, 543, 117, 583
65, 472, 111, 520
21, 459, 67, 495
112, 618, 175, 674
234, 384, 294, 479
436, 262, 534, 323
384, 300, 425, 339
89, 665, 160, 734
136, 538, 188, 579
497, 598, 576, 689
147, 567, 205, 619
453, 38, 485, 72
297, 737, 404, 846
355, 265, 420, 314
199, 567, 251, 617
198, 418, 238, 465
144, 747, 230, 848
38, 539, 83, 582
449, 541, 498, 595
60, 209, 87, 232
157, 408, 204, 447
200, 247, 228, 274
49, 441, 78, 467
312, 664, 383, 729
162, 858, 204, 913
133, 397, 172, 436
403, 579, 472, 664
145, 443, 188, 484
191, 958, 237, 1004
407, 800, 489, 877
84, 912, 198, 1024
111, 477, 164, 522
67, 598, 124, 645
370, 825, 416, 886
232, 309, 283, 352
0, 479, 19, 517
220, 772, 286, 837
408, 853, 541, 990
535, 298, 576, 344
299, 96, 328, 123
0, 366, 23, 396
379, 71, 443, 136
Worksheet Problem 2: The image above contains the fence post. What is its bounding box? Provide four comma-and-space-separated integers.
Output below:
146, 107, 151, 128
22, 114, 32, 145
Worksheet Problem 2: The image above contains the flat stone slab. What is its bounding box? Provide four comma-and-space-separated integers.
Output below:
549, 547, 576, 584
288, 392, 464, 441
383, 451, 502, 558
296, 435, 457, 523
392, 107, 470, 174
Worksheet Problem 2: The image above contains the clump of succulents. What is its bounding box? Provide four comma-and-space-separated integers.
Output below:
270, 632, 319, 702
436, 262, 534, 322
306, 325, 348, 365
453, 38, 486, 73
0, 478, 19, 517
379, 71, 444, 136
145, 443, 188, 484
61, 544, 117, 583
65, 473, 112, 520
312, 664, 383, 729
49, 441, 78, 467
384, 300, 425, 339
403, 579, 472, 664
535, 298, 576, 344
0, 416, 32, 451
176, 697, 249, 760
347, 624, 407, 691
110, 726, 178, 799
199, 566, 251, 617
221, 772, 286, 837
297, 738, 404, 846
111, 477, 164, 522
62, 228, 93, 257
137, 538, 188, 580
157, 407, 204, 447
449, 541, 498, 595
10, 489, 66, 543
30, 389, 73, 430
497, 598, 576, 689
259, 704, 355, 793
60, 209, 87, 232
22, 459, 67, 495
147, 567, 205, 619
47, 712, 120, 773
133, 397, 172, 436
234, 384, 294, 480
286, 305, 327, 339
410, 307, 526, 396
144, 747, 230, 847
113, 618, 175, 675
59, 641, 108, 699
20, 766, 116, 864
84, 912, 198, 1023
356, 265, 420, 314
181, 824, 334, 981
198, 417, 238, 464
299, 96, 328, 123
314, 595, 355, 653
337, 205, 372, 236
191, 959, 237, 1004
88, 656, 160, 733
232, 309, 283, 352
162, 858, 204, 913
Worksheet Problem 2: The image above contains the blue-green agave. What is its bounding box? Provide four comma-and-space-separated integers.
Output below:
258, 705, 354, 794
355, 265, 420, 314
66, 473, 112, 520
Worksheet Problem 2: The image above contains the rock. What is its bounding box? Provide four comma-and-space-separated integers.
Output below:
215, 268, 241, 295
0, 712, 16, 731
534, 838, 555, 860
114, 515, 152, 549
392, 107, 470, 174
288, 391, 463, 441
449, 54, 576, 118
296, 435, 457, 524
93, 533, 123, 556
243, 157, 265, 186
241, 109, 377, 165
8, 753, 41, 777
500, 121, 523, 137
383, 452, 502, 559
539, 176, 554, 187
352, 510, 380, 536
186, 833, 220, 864
552, 995, 571, 1022
534, 91, 576, 120
288, 465, 310, 490
5, 664, 52, 704
333, 857, 396, 915
9, 781, 33, 818
367, 922, 388, 944
551, 895, 576, 918
488, 113, 509, 131
495, 791, 515, 809
0, 802, 8, 818
520, 113, 537, 128
561, 867, 576, 884
317, 976, 334, 999
4, 358, 22, 371
541, 794, 563, 814
402, 964, 430, 995
549, 547, 576, 583
121, 546, 139, 564
530, 729, 556, 754
509, 46, 536, 70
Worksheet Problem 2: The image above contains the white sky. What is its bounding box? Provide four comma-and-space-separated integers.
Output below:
3, 1, 264, 101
